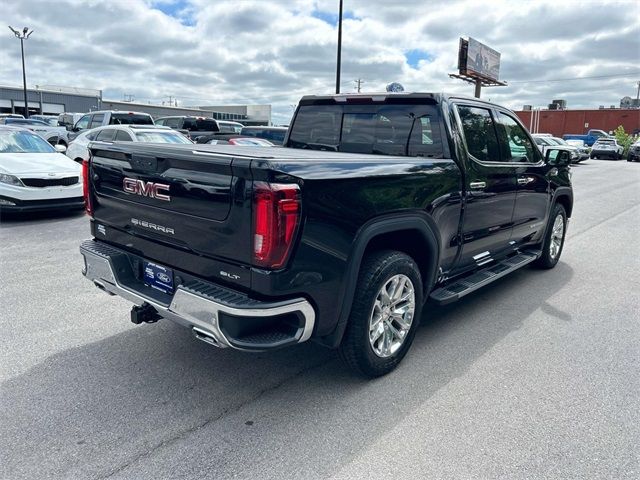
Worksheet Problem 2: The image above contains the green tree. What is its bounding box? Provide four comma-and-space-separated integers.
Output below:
613, 125, 633, 157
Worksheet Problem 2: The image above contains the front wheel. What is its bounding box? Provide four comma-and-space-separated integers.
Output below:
534, 204, 567, 269
339, 250, 423, 377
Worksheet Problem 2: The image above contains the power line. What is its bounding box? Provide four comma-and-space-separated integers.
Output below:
508, 71, 640, 84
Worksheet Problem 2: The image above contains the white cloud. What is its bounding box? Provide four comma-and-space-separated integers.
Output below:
2, 0, 639, 124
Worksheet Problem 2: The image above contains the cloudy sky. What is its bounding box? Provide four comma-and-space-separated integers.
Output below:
2, 0, 639, 123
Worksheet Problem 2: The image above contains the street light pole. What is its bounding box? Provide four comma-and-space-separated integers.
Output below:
335, 0, 343, 94
8, 26, 33, 118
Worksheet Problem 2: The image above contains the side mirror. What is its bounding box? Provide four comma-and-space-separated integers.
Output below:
545, 148, 572, 167
66, 125, 73, 131
54, 144, 67, 153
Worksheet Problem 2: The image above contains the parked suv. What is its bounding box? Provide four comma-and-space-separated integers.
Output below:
80, 93, 573, 377
69, 110, 154, 140
590, 138, 624, 160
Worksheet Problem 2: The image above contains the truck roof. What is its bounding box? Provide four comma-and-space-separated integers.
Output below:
298, 92, 501, 108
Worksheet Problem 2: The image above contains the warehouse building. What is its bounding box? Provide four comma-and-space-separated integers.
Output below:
515, 107, 640, 137
0, 84, 271, 125
0, 84, 101, 116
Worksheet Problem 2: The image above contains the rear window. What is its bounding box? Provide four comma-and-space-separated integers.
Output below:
217, 121, 243, 133
109, 113, 154, 125
266, 130, 286, 143
182, 118, 218, 132
134, 131, 192, 143
288, 103, 444, 157
241, 128, 287, 143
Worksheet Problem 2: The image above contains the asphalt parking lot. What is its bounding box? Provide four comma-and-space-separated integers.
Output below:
1, 159, 638, 480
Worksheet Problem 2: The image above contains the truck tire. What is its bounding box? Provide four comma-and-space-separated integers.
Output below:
339, 250, 423, 377
534, 204, 567, 269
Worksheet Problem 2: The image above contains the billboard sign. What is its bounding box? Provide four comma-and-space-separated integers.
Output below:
458, 37, 501, 82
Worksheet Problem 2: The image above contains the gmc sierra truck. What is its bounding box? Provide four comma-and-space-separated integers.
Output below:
80, 93, 573, 377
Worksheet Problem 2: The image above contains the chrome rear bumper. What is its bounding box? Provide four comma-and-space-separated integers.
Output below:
80, 239, 315, 351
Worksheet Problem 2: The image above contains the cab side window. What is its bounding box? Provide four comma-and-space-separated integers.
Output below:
75, 115, 91, 131
90, 114, 104, 129
165, 118, 181, 129
457, 106, 501, 162
496, 112, 537, 163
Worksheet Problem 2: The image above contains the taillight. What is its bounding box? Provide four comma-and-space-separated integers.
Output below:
82, 159, 93, 216
253, 182, 301, 268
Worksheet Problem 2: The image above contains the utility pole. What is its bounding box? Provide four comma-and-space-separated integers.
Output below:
636, 81, 640, 102
335, 0, 343, 94
355, 78, 364, 93
8, 26, 33, 117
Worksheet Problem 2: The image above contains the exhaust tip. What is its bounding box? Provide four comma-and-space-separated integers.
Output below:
192, 326, 223, 348
93, 281, 115, 296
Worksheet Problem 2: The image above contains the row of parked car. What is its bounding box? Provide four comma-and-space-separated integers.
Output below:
532, 131, 639, 162
532, 134, 590, 163
0, 111, 290, 214
0, 111, 289, 148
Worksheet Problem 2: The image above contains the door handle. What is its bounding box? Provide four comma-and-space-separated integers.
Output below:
517, 177, 529, 185
469, 181, 486, 190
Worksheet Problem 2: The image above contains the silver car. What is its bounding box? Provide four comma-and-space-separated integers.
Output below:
66, 125, 192, 163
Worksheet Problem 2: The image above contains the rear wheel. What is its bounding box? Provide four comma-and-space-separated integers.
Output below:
339, 250, 423, 377
534, 203, 567, 269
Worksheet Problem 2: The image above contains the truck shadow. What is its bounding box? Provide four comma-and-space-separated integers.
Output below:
1, 262, 573, 478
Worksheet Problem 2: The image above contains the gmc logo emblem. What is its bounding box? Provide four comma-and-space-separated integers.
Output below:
123, 177, 170, 201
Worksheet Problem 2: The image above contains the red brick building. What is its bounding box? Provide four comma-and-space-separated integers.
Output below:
515, 108, 640, 137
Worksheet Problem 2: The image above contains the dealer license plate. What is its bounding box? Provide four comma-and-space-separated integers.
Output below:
143, 261, 174, 294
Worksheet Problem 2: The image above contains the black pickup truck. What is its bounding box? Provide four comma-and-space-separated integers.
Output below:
80, 93, 573, 377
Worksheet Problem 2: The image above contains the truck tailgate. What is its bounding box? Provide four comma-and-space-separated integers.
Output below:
89, 143, 253, 273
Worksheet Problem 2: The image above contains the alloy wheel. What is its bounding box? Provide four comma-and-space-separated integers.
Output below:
549, 214, 565, 260
368, 274, 416, 358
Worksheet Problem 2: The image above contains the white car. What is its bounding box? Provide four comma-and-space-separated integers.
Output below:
66, 125, 192, 163
0, 126, 84, 213
532, 134, 582, 163
590, 138, 624, 160
548, 137, 589, 162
